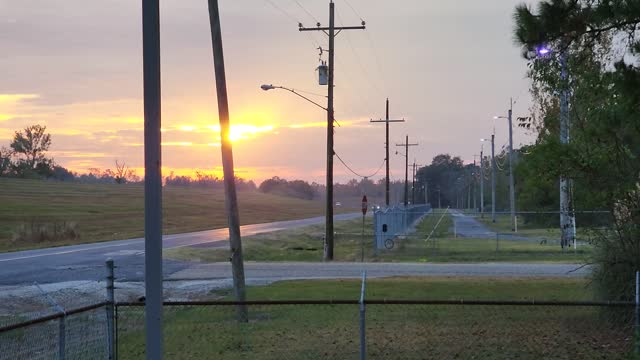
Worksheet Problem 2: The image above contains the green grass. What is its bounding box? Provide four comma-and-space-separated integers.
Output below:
167, 210, 590, 263
477, 213, 563, 239
0, 178, 353, 252
116, 278, 636, 359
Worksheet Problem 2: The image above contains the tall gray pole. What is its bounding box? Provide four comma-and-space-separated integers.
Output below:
508, 99, 516, 231
385, 100, 390, 206
467, 174, 471, 211
491, 134, 496, 223
404, 136, 409, 206
473, 159, 477, 211
559, 52, 576, 248
425, 182, 428, 204
207, 0, 247, 320
480, 149, 484, 218
412, 161, 416, 205
142, 0, 163, 357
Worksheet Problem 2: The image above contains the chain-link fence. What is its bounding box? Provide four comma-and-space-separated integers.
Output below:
1, 260, 638, 359
0, 302, 110, 360
373, 205, 431, 250
111, 300, 638, 360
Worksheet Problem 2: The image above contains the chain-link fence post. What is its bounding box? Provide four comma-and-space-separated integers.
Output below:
106, 259, 115, 360
359, 271, 367, 360
635, 270, 639, 356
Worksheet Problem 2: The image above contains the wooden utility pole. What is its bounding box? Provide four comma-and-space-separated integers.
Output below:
142, 0, 163, 357
299, 1, 365, 261
370, 99, 404, 207
396, 136, 418, 207
207, 0, 247, 320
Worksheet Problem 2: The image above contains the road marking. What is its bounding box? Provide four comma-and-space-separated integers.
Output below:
0, 240, 141, 263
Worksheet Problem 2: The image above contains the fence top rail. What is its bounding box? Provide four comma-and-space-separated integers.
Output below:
0, 301, 108, 334
115, 299, 635, 307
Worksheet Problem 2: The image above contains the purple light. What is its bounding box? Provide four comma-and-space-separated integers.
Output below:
537, 46, 551, 56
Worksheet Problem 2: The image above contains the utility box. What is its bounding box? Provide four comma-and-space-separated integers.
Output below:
317, 63, 328, 85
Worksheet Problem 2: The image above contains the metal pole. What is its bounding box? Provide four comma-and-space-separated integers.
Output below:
404, 136, 409, 207
636, 271, 640, 355
412, 161, 416, 205
361, 213, 365, 262
207, 0, 248, 320
473, 160, 477, 211
142, 0, 163, 357
106, 259, 115, 360
559, 52, 575, 249
480, 149, 484, 218
385, 99, 390, 207
508, 98, 516, 232
425, 183, 428, 205
324, 1, 336, 260
359, 271, 367, 360
467, 177, 471, 212
491, 134, 496, 223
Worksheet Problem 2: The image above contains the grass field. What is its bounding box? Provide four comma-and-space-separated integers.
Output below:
0, 178, 350, 252
116, 278, 636, 359
167, 210, 590, 263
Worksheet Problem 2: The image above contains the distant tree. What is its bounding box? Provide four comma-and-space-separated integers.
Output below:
51, 165, 76, 182
10, 125, 54, 178
114, 160, 131, 184
0, 147, 13, 177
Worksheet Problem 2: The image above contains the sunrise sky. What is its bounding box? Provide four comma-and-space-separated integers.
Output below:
0, 0, 537, 183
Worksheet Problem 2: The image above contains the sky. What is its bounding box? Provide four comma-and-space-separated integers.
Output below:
0, 0, 539, 183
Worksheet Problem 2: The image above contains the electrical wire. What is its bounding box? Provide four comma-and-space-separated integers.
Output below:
292, 0, 319, 24
342, 0, 364, 21
262, 0, 321, 49
263, 0, 298, 24
335, 152, 386, 178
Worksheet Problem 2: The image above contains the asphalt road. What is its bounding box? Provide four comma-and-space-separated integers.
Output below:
450, 210, 544, 241
0, 213, 361, 285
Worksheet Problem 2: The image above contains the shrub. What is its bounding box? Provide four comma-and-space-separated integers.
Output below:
12, 221, 80, 243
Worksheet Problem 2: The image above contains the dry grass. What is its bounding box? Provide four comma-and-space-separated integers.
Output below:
0, 178, 350, 252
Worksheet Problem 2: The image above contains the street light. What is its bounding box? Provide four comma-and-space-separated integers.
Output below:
479, 139, 488, 218
493, 101, 516, 231
260, 83, 336, 260
528, 45, 576, 249
261, 84, 327, 111
482, 136, 496, 222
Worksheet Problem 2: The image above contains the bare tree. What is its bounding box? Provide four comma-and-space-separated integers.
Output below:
114, 160, 131, 184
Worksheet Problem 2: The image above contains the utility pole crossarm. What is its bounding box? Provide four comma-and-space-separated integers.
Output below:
395, 143, 419, 147
370, 119, 405, 123
299, 26, 365, 32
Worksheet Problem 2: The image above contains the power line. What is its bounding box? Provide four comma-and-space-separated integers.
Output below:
292, 0, 319, 24
335, 8, 383, 99
263, 0, 299, 24
335, 152, 386, 178
342, 0, 364, 21
262, 0, 321, 49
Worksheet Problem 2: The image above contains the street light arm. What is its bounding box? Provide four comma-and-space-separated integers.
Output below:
269, 85, 328, 111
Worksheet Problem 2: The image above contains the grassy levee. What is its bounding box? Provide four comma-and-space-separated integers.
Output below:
167, 209, 590, 263
116, 278, 635, 359
0, 178, 348, 252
